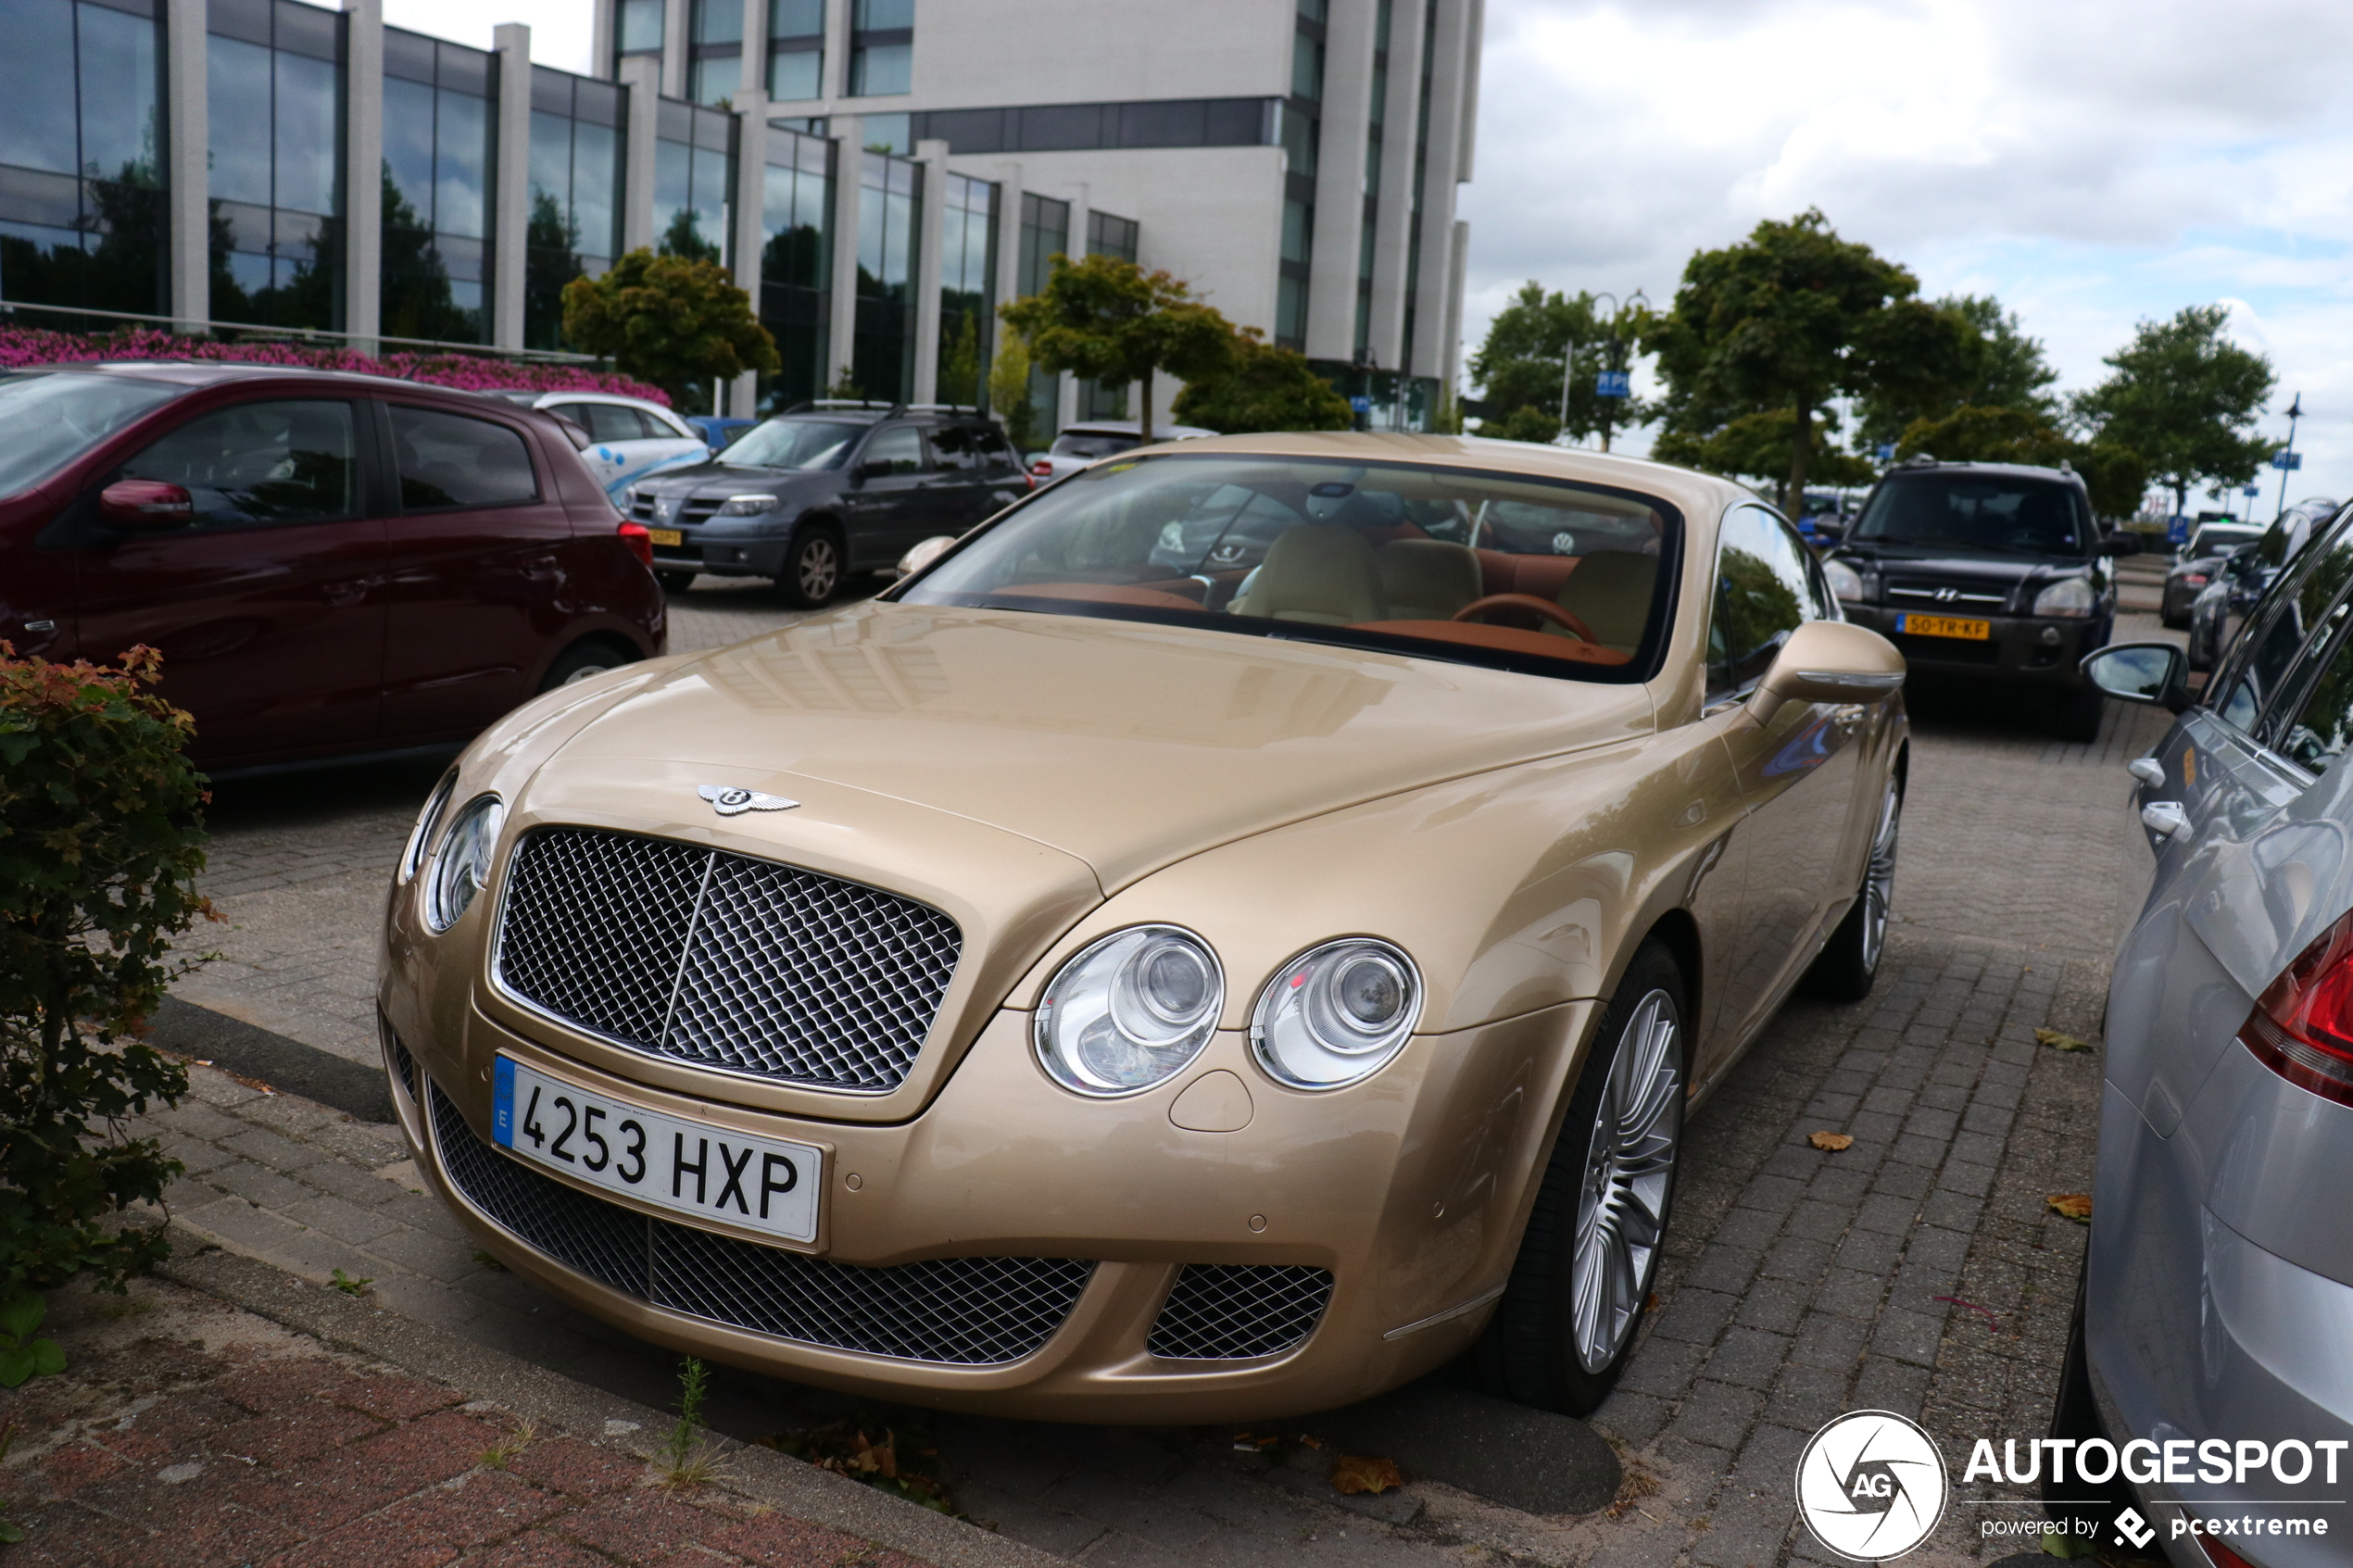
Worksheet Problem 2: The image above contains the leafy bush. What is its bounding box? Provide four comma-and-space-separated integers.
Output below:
561, 249, 780, 411
1171, 329, 1353, 435
0, 644, 207, 1295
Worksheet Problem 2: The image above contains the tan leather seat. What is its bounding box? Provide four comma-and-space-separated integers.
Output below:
1554, 551, 1657, 653
1377, 539, 1483, 622
1231, 527, 1384, 625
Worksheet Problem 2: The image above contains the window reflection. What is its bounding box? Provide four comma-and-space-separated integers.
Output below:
381, 29, 495, 344
207, 3, 344, 332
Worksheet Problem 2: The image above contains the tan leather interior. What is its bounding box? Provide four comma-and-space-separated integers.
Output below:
1552, 552, 1658, 654
1377, 539, 1484, 622
1232, 527, 1384, 624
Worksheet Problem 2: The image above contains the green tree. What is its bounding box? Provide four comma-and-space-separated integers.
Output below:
938, 313, 983, 409
1895, 405, 2073, 466
561, 248, 781, 409
1172, 328, 1353, 433
987, 326, 1036, 451
658, 207, 724, 266
1647, 209, 1970, 508
1855, 294, 2058, 448
2071, 305, 2277, 516
999, 254, 1235, 441
1654, 408, 1875, 490
524, 190, 585, 351
2073, 444, 2153, 521
1468, 283, 1653, 449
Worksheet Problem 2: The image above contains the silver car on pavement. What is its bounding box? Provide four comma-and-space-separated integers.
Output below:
2065, 500, 2353, 1563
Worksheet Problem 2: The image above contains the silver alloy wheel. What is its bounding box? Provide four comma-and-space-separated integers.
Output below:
1859, 782, 1901, 976
560, 660, 614, 685
1571, 988, 1681, 1373
798, 534, 840, 600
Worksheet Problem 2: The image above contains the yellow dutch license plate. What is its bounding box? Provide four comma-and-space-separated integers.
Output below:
646, 528, 684, 547
1897, 613, 1990, 640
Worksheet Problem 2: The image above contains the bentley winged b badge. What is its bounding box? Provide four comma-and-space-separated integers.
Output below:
698, 784, 800, 816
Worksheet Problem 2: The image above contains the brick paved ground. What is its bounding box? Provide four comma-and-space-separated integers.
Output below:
2, 1274, 946, 1566
129, 578, 2178, 1565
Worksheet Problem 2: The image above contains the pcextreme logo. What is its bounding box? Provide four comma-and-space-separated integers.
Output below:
1795, 1411, 1949, 1561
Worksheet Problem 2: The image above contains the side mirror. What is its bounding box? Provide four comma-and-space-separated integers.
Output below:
2082, 642, 2190, 713
2100, 533, 2144, 557
1753, 620, 1906, 721
99, 479, 195, 528
852, 458, 892, 483
1810, 521, 1843, 543
894, 534, 956, 579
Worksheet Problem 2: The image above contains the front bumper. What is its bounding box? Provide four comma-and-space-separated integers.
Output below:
379, 996, 1592, 1424
1843, 605, 2104, 687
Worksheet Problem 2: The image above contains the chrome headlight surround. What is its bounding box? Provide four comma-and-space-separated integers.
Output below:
1251, 938, 1423, 1091
398, 768, 459, 884
717, 494, 780, 516
1034, 925, 1224, 1098
2033, 576, 2096, 618
422, 795, 506, 933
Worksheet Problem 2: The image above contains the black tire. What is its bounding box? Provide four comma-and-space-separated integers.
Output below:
1803, 776, 1900, 1002
536, 638, 633, 695
655, 569, 695, 593
2045, 1257, 2141, 1548
2053, 682, 2105, 743
774, 524, 843, 609
2159, 598, 2188, 631
1467, 941, 1685, 1415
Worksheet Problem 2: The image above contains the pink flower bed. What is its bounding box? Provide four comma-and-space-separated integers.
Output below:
0, 325, 669, 404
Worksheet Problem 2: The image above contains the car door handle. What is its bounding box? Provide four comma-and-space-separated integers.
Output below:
2141, 800, 2190, 840
2128, 758, 2166, 787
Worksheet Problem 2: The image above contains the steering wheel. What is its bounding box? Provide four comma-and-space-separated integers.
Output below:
1451, 594, 1599, 644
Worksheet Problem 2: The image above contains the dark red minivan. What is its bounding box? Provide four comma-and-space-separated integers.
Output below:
0, 362, 666, 772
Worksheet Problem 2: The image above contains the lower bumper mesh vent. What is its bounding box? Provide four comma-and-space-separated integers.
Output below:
1147, 1263, 1334, 1360
428, 1081, 1091, 1364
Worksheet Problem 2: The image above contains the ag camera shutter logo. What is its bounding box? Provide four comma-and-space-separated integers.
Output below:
1795, 1411, 1950, 1560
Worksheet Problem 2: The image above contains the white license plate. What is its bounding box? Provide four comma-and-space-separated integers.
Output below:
491, 1056, 822, 1244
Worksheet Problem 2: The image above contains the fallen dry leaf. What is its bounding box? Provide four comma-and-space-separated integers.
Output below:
2046, 1194, 2093, 1223
1331, 1454, 1403, 1495
1807, 1131, 1855, 1151
2035, 1028, 2095, 1052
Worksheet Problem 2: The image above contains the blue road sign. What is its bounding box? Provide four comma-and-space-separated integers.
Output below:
1876, 443, 1896, 463
2168, 515, 2190, 545
1350, 395, 1371, 412
2272, 450, 2304, 471
1594, 370, 1631, 399
2244, 485, 2261, 497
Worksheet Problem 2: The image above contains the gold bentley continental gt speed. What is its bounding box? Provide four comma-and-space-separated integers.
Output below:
378, 433, 1907, 1422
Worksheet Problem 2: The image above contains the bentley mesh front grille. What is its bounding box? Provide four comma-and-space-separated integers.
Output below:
427, 1080, 1089, 1364
1147, 1264, 1334, 1360
494, 827, 962, 1093
383, 1021, 417, 1103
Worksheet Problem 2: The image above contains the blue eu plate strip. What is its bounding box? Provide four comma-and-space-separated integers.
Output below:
492, 1057, 516, 1147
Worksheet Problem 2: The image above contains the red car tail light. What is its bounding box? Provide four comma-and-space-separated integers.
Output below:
617, 521, 654, 570
2185, 572, 2209, 586
2241, 907, 2353, 1107
1029, 458, 1053, 479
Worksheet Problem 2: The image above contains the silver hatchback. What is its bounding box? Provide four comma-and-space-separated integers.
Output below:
2064, 507, 2353, 1564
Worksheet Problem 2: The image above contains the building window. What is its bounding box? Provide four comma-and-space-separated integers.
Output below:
208, 0, 345, 332
1354, 0, 1390, 366
381, 28, 494, 344
1277, 3, 1323, 354
937, 174, 996, 408
655, 98, 735, 265
759, 123, 832, 409
1015, 191, 1067, 438
849, 0, 911, 96
525, 67, 624, 351
1087, 209, 1137, 266
687, 0, 740, 107
0, 0, 167, 322
768, 0, 823, 101
1402, 0, 1436, 371
618, 0, 663, 54
852, 147, 917, 401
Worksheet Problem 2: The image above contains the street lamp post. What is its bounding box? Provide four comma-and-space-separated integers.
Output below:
1594, 288, 1647, 453
1559, 292, 1617, 445
2276, 393, 2304, 517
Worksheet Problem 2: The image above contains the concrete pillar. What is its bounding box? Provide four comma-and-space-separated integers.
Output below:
821, 0, 852, 99
989, 163, 1024, 315
489, 23, 532, 348
1442, 218, 1468, 399
339, 0, 383, 350
163, 0, 208, 331
1409, 0, 1471, 381
592, 0, 617, 80
1458, 0, 1484, 183
1362, 0, 1423, 375
825, 118, 862, 395
1061, 183, 1089, 425
1305, 0, 1376, 362
730, 91, 769, 415
737, 0, 762, 97
620, 56, 661, 253
660, 0, 687, 99
909, 137, 948, 405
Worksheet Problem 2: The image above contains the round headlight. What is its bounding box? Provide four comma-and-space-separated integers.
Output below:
1035, 925, 1223, 1097
1822, 558, 1865, 603
398, 768, 459, 884
1251, 939, 1422, 1090
423, 795, 505, 933
2033, 577, 2096, 618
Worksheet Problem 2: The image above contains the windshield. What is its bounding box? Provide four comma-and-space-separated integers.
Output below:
0, 370, 187, 496
2187, 525, 2259, 558
1051, 432, 1139, 459
723, 418, 861, 470
902, 454, 1679, 679
1851, 474, 2088, 555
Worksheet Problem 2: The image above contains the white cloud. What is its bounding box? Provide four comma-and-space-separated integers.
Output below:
1464, 0, 2353, 506
381, 0, 594, 72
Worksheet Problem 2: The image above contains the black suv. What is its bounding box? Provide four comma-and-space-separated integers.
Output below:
1818, 458, 2140, 741
623, 404, 1028, 606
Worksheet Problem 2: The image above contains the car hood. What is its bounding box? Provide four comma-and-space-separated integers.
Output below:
1833, 542, 2095, 584
542, 600, 1657, 891
631, 461, 837, 495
